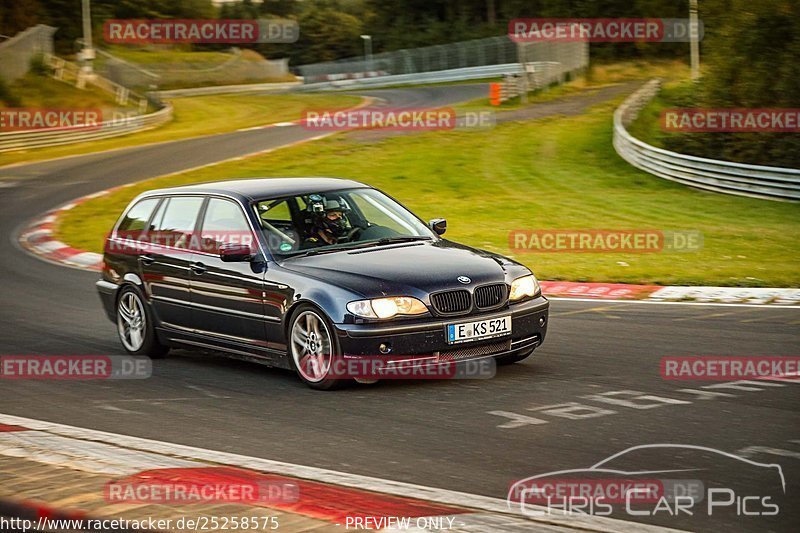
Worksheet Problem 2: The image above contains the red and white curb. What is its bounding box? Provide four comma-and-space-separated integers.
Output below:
18, 211, 800, 306
18, 187, 130, 271
0, 414, 682, 532
540, 282, 800, 305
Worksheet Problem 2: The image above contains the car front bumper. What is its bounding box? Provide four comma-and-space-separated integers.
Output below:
333, 295, 549, 362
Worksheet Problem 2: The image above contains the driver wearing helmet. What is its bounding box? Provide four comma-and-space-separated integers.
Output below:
303, 195, 350, 247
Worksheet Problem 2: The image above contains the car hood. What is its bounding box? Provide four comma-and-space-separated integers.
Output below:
279, 240, 523, 298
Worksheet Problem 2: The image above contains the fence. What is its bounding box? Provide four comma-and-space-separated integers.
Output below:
613, 79, 800, 202
91, 46, 160, 90
297, 38, 587, 93
0, 25, 56, 83
297, 35, 587, 85
496, 61, 568, 102
95, 47, 291, 91
0, 53, 173, 153
46, 53, 147, 109
297, 63, 522, 91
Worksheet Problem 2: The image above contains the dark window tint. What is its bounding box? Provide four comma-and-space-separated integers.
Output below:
152, 196, 204, 249
117, 198, 159, 233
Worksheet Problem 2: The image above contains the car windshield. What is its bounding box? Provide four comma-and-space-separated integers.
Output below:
253, 187, 434, 258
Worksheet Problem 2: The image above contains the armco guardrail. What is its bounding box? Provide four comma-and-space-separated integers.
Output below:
0, 104, 173, 153
614, 79, 800, 202
297, 63, 527, 91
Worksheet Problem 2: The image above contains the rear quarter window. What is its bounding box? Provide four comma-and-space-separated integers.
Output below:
116, 198, 160, 233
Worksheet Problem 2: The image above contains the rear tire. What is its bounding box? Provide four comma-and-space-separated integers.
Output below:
495, 347, 534, 366
116, 285, 169, 359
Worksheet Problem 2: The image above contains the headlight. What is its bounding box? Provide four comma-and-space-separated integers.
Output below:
347, 296, 428, 319
509, 274, 540, 301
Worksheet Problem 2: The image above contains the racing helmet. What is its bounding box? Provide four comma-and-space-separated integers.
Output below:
307, 194, 350, 238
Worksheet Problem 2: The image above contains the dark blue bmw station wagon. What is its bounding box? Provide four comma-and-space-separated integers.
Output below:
97, 178, 549, 389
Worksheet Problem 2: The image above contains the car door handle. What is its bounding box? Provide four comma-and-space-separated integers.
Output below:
190, 262, 207, 275
138, 254, 155, 265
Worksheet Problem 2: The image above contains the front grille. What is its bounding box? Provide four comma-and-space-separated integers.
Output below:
474, 283, 507, 309
437, 339, 512, 361
430, 290, 471, 315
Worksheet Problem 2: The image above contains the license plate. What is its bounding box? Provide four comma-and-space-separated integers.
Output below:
446, 316, 512, 344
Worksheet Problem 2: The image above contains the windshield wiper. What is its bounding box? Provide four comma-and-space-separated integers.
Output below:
285, 248, 336, 258
341, 235, 432, 251
285, 236, 431, 258
285, 243, 370, 258
375, 236, 432, 245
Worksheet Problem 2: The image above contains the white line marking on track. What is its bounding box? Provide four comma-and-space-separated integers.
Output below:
184, 383, 229, 398
90, 396, 233, 403
737, 446, 800, 460
671, 309, 754, 321
95, 404, 144, 416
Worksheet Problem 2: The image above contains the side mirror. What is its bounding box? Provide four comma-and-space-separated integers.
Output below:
219, 242, 253, 262
429, 218, 447, 236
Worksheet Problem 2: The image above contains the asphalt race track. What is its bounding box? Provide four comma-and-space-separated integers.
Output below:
0, 84, 798, 532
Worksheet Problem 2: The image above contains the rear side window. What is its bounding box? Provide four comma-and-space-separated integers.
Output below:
152, 196, 205, 249
116, 198, 159, 234
200, 198, 253, 253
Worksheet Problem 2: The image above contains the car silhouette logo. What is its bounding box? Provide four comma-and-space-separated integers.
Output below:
457, 276, 471, 284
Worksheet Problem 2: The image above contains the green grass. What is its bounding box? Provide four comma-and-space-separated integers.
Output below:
454, 82, 589, 113
92, 48, 298, 89
0, 92, 361, 166
627, 79, 690, 148
102, 47, 243, 66
455, 59, 690, 112
1, 72, 136, 110
56, 90, 799, 287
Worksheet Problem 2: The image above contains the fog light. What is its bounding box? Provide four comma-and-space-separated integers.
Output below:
539, 316, 546, 327
379, 343, 392, 354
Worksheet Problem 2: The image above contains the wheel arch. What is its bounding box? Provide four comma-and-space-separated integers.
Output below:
122, 272, 144, 286
283, 298, 336, 340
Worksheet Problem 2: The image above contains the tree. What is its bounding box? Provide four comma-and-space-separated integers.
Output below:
259, 0, 299, 17
0, 0, 44, 36
664, 0, 800, 166
293, 4, 363, 63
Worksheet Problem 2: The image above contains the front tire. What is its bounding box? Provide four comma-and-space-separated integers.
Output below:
288, 305, 347, 390
116, 285, 169, 358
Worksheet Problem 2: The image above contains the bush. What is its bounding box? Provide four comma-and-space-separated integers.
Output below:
0, 76, 22, 107
29, 53, 49, 76
657, 81, 800, 168
664, 0, 800, 168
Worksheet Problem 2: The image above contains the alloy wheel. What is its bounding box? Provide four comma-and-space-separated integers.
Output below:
290, 310, 333, 383
117, 291, 146, 352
